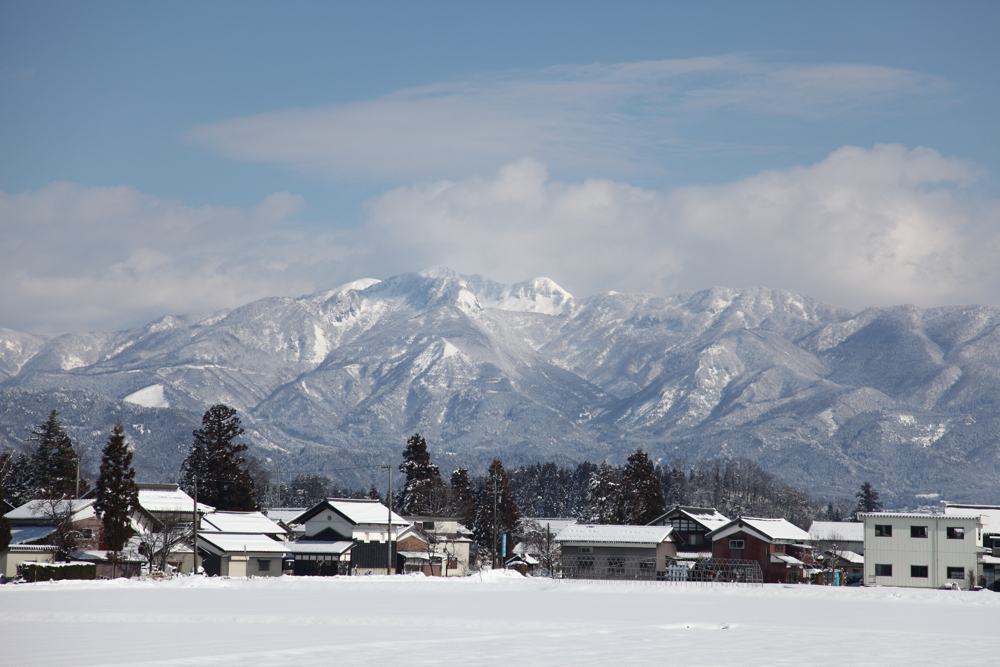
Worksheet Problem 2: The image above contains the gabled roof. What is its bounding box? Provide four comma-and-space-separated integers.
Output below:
555, 524, 674, 546
286, 540, 354, 555
138, 485, 214, 514
6, 499, 96, 524
808, 521, 864, 542
647, 506, 730, 531
9, 525, 57, 545
707, 517, 812, 543
200, 511, 285, 535
263, 508, 309, 525
196, 533, 288, 555
292, 498, 409, 527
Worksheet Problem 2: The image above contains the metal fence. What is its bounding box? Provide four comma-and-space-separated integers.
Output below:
557, 555, 763, 587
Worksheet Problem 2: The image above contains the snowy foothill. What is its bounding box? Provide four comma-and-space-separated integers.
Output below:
2, 572, 999, 666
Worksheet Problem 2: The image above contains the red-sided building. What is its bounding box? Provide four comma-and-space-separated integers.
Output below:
707, 517, 815, 584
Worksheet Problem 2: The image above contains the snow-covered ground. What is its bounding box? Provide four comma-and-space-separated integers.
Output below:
2, 572, 998, 666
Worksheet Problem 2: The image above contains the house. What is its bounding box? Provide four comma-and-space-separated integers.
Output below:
2, 498, 102, 578
860, 511, 986, 589
399, 516, 473, 577
808, 520, 865, 576
707, 517, 814, 584
647, 506, 729, 554
132, 483, 214, 575
555, 524, 677, 580
195, 510, 289, 577
945, 503, 999, 589
263, 507, 309, 540
290, 498, 410, 575
397, 515, 473, 576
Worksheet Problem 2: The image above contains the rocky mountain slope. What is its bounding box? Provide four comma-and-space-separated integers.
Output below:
2, 268, 999, 504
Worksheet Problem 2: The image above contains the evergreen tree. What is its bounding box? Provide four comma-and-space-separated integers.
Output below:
450, 468, 475, 526
0, 451, 34, 507
472, 459, 520, 567
397, 433, 445, 515
588, 461, 621, 524
179, 405, 258, 511
619, 448, 665, 525
28, 410, 79, 498
367, 483, 382, 502
855, 482, 883, 514
94, 420, 139, 578
290, 474, 331, 507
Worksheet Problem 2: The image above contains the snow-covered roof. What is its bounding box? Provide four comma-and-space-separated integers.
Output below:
200, 511, 285, 535
197, 533, 288, 555
264, 508, 309, 525
9, 525, 57, 544
860, 512, 982, 521
832, 550, 864, 564
521, 517, 578, 534
6, 499, 95, 522
293, 498, 409, 527
709, 517, 812, 543
284, 540, 354, 555
808, 521, 864, 542
138, 486, 214, 514
555, 524, 674, 546
770, 553, 805, 566
945, 504, 1000, 530
677, 507, 731, 530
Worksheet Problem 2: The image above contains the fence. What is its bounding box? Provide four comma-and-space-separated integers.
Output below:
557, 555, 762, 587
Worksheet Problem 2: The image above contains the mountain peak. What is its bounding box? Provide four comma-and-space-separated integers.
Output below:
419, 267, 574, 315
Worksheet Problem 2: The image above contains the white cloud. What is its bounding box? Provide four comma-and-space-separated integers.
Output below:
3, 145, 995, 333
363, 145, 997, 309
0, 183, 350, 333
185, 56, 949, 182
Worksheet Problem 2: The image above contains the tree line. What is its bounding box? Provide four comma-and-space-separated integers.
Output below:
2, 405, 885, 571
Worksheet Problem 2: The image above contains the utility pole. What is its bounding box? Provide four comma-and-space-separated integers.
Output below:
382, 464, 393, 575
492, 474, 498, 569
192, 477, 199, 576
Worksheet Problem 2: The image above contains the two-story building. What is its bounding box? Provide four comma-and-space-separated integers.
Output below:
290, 498, 410, 575
646, 506, 730, 555
397, 515, 473, 576
707, 517, 814, 584
860, 512, 985, 589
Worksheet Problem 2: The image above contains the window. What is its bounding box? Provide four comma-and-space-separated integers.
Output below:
773, 544, 785, 553
910, 565, 928, 578
911, 526, 928, 538
947, 567, 965, 580
875, 564, 893, 577
875, 525, 892, 537
729, 539, 745, 550
579, 546, 593, 554
688, 534, 703, 545
423, 521, 435, 530
81, 529, 94, 539
946, 527, 965, 540
258, 560, 270, 572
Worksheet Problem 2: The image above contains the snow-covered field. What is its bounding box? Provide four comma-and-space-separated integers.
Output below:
2, 572, 998, 666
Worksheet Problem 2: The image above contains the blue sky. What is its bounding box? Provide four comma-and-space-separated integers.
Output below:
2, 1, 999, 332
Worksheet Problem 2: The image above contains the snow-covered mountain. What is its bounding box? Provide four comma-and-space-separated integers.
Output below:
2, 269, 999, 503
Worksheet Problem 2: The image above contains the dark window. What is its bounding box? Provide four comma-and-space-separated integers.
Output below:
875, 564, 892, 577
729, 539, 745, 550
422, 521, 435, 530
947, 567, 964, 580
81, 529, 94, 539
688, 534, 703, 545
946, 527, 965, 539
911, 526, 928, 538
773, 544, 785, 553
910, 565, 928, 578
875, 525, 892, 537
579, 546, 593, 554
258, 559, 270, 572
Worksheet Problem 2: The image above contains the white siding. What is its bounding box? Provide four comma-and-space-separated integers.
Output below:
863, 515, 981, 589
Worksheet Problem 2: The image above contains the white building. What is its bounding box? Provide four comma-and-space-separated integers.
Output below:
860, 512, 986, 589
291, 499, 410, 575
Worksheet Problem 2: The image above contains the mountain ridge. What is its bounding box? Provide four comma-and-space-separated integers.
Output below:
2, 269, 998, 505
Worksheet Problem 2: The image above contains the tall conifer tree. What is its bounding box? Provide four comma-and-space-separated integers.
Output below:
619, 448, 665, 525
95, 419, 139, 578
180, 405, 257, 511
398, 433, 445, 515
472, 459, 520, 567
28, 410, 79, 498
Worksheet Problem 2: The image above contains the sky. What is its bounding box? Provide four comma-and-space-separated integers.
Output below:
1, 0, 999, 333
